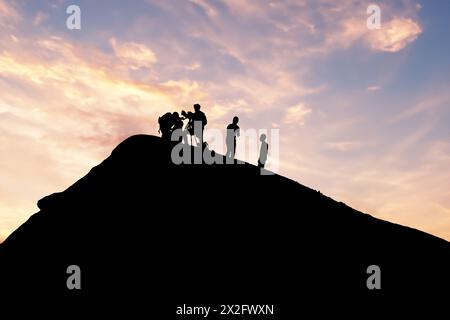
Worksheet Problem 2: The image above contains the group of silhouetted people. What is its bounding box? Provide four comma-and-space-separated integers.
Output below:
158, 103, 269, 168
159, 103, 207, 146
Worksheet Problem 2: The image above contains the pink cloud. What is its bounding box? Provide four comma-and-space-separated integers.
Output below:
0, 0, 21, 28
367, 18, 422, 52
367, 85, 381, 91
33, 11, 49, 26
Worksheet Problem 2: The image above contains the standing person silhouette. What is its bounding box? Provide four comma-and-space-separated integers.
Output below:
182, 103, 207, 146
226, 116, 240, 159
258, 134, 269, 168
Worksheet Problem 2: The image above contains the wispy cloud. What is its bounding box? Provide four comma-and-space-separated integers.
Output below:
0, 0, 21, 28
325, 141, 362, 151
283, 103, 312, 125
33, 11, 49, 26
391, 91, 450, 122
110, 37, 158, 70
367, 85, 381, 91
189, 0, 218, 18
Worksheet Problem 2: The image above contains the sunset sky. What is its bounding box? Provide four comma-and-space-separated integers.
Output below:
1, 0, 450, 242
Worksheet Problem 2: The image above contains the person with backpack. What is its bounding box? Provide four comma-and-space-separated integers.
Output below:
158, 112, 174, 141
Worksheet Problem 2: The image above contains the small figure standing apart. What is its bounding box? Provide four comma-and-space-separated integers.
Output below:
258, 134, 269, 168
226, 116, 240, 159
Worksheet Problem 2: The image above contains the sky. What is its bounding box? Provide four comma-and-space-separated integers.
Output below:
1, 0, 450, 242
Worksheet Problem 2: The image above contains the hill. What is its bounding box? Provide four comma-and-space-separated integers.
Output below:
0, 135, 449, 314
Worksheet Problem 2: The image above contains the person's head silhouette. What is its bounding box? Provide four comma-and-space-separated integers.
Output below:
260, 134, 267, 142
173, 112, 180, 118
194, 104, 201, 111
233, 116, 239, 125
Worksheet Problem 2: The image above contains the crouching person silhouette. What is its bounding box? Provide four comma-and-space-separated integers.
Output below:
172, 112, 184, 143
158, 112, 174, 141
258, 134, 269, 168
158, 111, 185, 142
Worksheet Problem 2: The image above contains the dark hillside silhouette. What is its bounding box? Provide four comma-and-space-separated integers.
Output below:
0, 135, 449, 314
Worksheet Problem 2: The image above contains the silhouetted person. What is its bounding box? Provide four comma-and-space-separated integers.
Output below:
158, 112, 174, 141
226, 116, 240, 159
172, 112, 183, 131
258, 134, 269, 168
172, 112, 184, 143
192, 103, 207, 145
181, 103, 207, 146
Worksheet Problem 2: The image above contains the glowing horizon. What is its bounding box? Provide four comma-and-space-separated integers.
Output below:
1, 0, 450, 242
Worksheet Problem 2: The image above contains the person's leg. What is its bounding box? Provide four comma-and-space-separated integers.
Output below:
194, 135, 202, 147
193, 135, 199, 146
195, 130, 203, 147
226, 138, 232, 158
